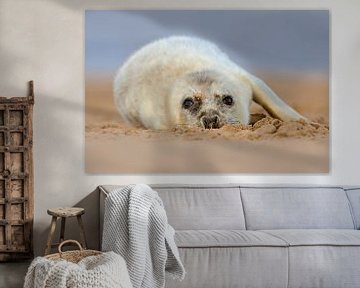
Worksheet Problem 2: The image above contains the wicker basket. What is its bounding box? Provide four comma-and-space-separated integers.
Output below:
45, 240, 102, 263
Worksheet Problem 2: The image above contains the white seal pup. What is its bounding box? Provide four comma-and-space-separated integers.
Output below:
114, 36, 306, 130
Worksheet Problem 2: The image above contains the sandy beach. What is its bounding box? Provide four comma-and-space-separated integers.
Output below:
85, 72, 329, 173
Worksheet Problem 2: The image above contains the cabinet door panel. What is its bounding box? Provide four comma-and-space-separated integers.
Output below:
0, 95, 33, 261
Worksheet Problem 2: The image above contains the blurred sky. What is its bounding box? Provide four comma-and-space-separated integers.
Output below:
85, 10, 329, 75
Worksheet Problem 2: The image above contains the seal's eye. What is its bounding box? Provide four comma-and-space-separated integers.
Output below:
222, 95, 234, 106
182, 98, 194, 109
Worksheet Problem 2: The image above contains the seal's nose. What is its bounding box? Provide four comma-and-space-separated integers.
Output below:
201, 115, 220, 129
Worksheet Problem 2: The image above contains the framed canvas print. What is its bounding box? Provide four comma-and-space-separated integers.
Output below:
85, 10, 329, 173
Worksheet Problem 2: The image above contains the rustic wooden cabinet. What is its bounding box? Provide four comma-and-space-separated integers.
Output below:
0, 81, 34, 261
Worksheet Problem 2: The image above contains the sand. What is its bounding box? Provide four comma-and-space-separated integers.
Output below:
85, 72, 329, 173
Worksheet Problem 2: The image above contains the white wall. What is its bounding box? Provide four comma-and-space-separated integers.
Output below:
0, 0, 359, 256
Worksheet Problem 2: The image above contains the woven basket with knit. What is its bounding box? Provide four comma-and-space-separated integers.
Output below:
24, 240, 133, 288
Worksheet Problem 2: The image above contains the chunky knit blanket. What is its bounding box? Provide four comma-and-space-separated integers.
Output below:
102, 184, 185, 288
24, 251, 132, 288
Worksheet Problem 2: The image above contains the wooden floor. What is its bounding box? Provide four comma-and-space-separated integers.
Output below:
0, 261, 30, 288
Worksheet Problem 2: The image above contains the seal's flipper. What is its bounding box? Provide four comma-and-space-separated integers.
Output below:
245, 73, 307, 122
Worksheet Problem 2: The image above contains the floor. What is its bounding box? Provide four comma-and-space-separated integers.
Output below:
0, 261, 30, 288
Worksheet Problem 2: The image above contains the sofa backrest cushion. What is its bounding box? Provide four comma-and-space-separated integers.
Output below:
345, 188, 360, 229
153, 185, 246, 230
240, 187, 355, 230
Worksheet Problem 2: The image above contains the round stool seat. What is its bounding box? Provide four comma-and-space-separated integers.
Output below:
45, 207, 87, 255
47, 207, 85, 218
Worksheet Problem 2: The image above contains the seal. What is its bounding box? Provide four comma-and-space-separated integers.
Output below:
114, 36, 306, 130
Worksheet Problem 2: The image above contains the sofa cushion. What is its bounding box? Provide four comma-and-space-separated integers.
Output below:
241, 187, 355, 230
165, 246, 288, 288
261, 229, 360, 246
100, 185, 246, 230
287, 246, 360, 288
261, 230, 360, 288
345, 188, 360, 229
175, 230, 288, 248
153, 186, 246, 230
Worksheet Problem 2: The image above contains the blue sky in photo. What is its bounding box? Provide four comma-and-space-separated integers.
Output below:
85, 10, 329, 75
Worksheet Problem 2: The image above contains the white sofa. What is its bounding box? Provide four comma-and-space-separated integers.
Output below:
99, 185, 360, 288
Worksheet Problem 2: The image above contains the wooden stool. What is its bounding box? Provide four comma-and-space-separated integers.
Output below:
45, 207, 87, 255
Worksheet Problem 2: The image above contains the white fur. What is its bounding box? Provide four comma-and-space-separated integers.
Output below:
114, 36, 304, 130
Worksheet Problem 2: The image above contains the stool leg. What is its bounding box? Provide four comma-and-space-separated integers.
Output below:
77, 215, 87, 249
60, 217, 66, 243
45, 216, 57, 255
